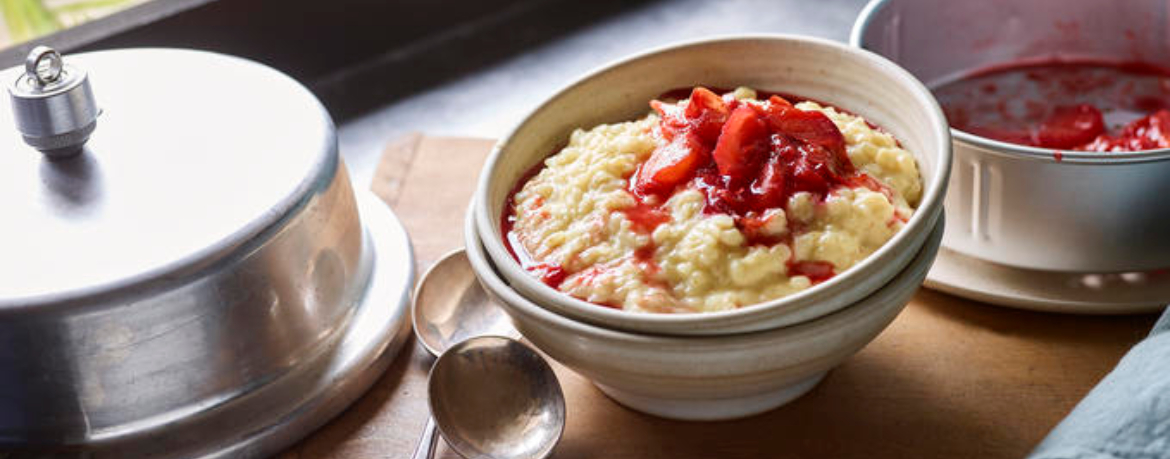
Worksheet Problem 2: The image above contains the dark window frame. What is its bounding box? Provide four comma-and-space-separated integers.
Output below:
2, 0, 654, 119
0, 0, 215, 67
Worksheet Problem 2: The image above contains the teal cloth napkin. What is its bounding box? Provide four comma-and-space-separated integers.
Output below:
1029, 308, 1170, 459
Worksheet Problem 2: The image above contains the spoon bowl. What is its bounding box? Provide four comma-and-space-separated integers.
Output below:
413, 249, 519, 356
429, 336, 566, 459
410, 248, 559, 459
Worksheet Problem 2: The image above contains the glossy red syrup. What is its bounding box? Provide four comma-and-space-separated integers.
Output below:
528, 262, 567, 288
933, 60, 1170, 151
622, 201, 671, 233
632, 245, 661, 275
786, 260, 835, 284
501, 160, 572, 289
637, 89, 857, 217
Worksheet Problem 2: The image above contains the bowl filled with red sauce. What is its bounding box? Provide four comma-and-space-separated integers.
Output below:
935, 60, 1170, 153
472, 35, 952, 335
854, 0, 1170, 272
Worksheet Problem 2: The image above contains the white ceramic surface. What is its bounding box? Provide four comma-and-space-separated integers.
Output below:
473, 35, 951, 336
925, 247, 1169, 315
465, 210, 945, 421
854, 0, 1170, 272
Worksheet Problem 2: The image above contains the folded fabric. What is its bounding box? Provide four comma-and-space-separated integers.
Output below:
1029, 307, 1170, 459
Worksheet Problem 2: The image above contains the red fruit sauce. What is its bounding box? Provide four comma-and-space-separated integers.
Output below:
933, 59, 1170, 152
787, 260, 836, 284
501, 87, 900, 302
622, 201, 671, 233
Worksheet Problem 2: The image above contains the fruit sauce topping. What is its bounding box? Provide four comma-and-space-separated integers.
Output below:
632, 88, 884, 247
504, 87, 897, 294
934, 60, 1170, 152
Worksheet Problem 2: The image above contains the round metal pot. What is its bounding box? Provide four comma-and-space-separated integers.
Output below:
853, 0, 1170, 272
0, 48, 413, 457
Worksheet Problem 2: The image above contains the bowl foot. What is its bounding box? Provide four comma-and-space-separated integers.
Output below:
593, 372, 826, 421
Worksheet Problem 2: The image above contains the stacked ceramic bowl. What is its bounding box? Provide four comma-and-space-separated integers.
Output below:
465, 36, 952, 420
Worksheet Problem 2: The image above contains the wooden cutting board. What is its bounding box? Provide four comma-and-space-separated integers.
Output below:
277, 134, 1159, 459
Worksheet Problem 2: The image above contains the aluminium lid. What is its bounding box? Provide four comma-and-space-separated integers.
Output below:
0, 48, 336, 304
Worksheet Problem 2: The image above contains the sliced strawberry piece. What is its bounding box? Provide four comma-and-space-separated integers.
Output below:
766, 106, 849, 166
684, 87, 730, 143
684, 87, 727, 118
650, 99, 674, 118
694, 167, 744, 215
713, 105, 769, 182
769, 95, 793, 108
633, 131, 707, 197
650, 99, 687, 141
780, 140, 847, 197
1033, 104, 1105, 149
749, 96, 790, 119
750, 151, 788, 210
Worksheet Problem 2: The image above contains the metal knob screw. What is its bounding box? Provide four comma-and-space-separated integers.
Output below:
26, 46, 64, 86
8, 45, 99, 158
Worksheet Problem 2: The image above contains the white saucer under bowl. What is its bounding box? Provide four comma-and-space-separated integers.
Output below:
924, 247, 1169, 314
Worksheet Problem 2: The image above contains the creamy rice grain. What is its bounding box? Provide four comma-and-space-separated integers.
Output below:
509, 92, 921, 313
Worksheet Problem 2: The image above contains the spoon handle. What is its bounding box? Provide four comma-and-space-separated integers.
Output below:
410, 416, 441, 459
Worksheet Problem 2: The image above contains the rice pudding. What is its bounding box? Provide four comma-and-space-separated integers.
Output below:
503, 87, 922, 313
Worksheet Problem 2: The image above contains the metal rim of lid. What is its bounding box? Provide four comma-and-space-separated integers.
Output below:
37, 193, 416, 457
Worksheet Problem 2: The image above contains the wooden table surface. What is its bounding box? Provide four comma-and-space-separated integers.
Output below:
277, 134, 1159, 459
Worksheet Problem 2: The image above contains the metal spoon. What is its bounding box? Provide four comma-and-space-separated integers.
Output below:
412, 249, 519, 357
430, 336, 565, 459
409, 249, 564, 459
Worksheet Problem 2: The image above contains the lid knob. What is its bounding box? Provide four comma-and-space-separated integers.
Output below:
27, 46, 65, 85
8, 46, 99, 159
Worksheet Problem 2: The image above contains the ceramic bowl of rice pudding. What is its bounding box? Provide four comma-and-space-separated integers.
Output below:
465, 208, 944, 420
473, 35, 951, 335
